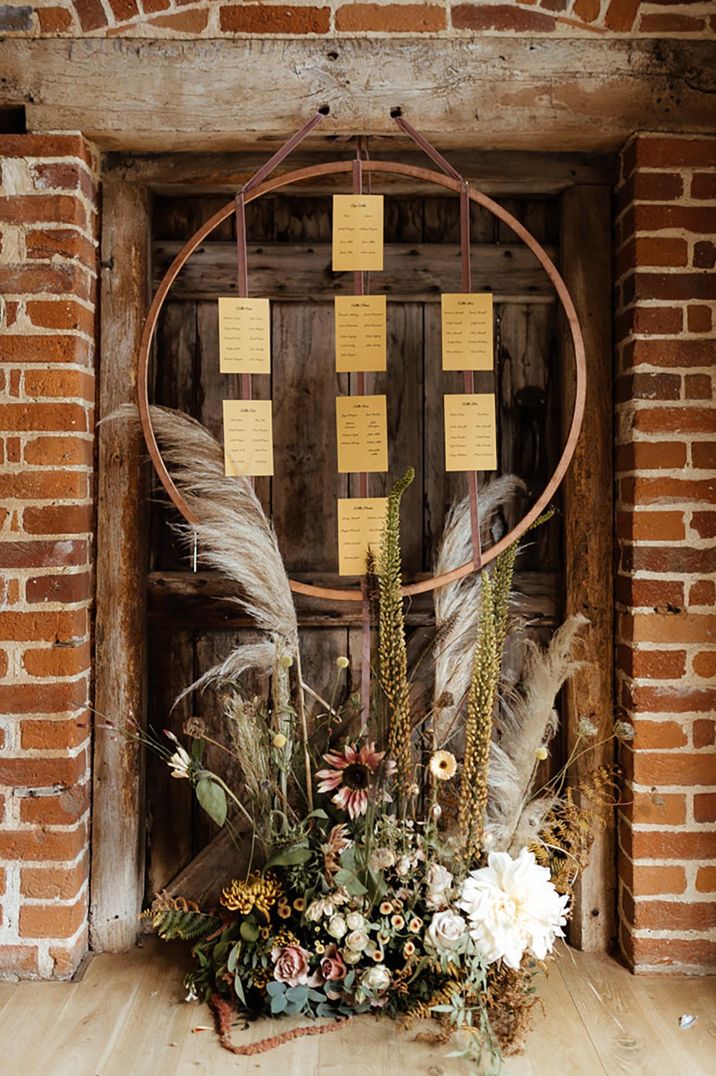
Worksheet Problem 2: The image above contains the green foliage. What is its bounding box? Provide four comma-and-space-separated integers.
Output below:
377, 467, 415, 808
151, 906, 223, 942
196, 776, 228, 827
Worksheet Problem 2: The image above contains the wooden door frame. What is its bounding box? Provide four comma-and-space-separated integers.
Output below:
91, 151, 614, 953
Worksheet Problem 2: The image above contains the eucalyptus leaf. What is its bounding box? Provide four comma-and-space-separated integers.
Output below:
195, 777, 227, 827
234, 971, 246, 1007
240, 917, 259, 943
270, 993, 288, 1014
266, 981, 284, 997
227, 943, 241, 974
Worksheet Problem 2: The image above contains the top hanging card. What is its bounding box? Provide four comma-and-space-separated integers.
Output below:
218, 297, 271, 374
332, 195, 384, 272
441, 293, 494, 372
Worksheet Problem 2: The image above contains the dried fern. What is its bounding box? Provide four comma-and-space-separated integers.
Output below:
145, 894, 223, 941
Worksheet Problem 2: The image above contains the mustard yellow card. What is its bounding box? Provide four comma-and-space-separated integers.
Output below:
332, 194, 384, 272
335, 295, 387, 373
218, 297, 271, 374
336, 395, 388, 474
441, 293, 494, 371
337, 497, 388, 576
223, 399, 274, 477
444, 394, 497, 472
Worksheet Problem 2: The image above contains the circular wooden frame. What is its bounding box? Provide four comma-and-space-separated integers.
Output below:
138, 160, 586, 603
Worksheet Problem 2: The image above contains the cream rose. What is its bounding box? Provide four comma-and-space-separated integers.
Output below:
425, 862, 453, 911
426, 910, 468, 954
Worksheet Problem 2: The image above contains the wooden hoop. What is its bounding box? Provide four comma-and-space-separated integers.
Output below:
137, 159, 586, 603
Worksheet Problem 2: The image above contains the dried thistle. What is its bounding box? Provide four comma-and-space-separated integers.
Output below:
377, 467, 415, 810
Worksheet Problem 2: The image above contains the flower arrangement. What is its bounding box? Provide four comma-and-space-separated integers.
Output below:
136, 407, 623, 1072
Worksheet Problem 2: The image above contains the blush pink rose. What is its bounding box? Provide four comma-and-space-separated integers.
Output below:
271, 944, 310, 987
320, 943, 347, 982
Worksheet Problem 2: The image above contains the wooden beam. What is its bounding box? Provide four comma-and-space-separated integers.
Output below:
109, 149, 617, 196
559, 185, 615, 952
1, 38, 714, 152
147, 569, 560, 630
153, 241, 557, 304
90, 180, 151, 951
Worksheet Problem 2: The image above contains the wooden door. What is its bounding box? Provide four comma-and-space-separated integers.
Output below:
145, 188, 564, 896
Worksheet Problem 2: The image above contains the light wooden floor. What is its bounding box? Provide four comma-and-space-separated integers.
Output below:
0, 940, 714, 1075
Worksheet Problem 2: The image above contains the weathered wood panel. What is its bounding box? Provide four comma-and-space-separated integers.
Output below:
91, 180, 151, 951
560, 186, 615, 952
3, 38, 714, 151
152, 241, 557, 304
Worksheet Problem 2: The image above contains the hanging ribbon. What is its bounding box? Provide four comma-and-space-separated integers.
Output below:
392, 111, 483, 570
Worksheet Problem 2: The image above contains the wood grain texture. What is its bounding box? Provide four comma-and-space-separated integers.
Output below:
2, 38, 715, 151
559, 185, 615, 952
91, 180, 151, 952
3, 944, 715, 1075
152, 241, 557, 303
107, 148, 617, 197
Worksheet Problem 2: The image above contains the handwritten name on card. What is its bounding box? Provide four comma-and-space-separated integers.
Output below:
332, 195, 384, 272
444, 393, 497, 472
218, 297, 271, 374
223, 399, 274, 477
337, 497, 388, 576
441, 293, 494, 372
336, 395, 388, 474
335, 295, 387, 373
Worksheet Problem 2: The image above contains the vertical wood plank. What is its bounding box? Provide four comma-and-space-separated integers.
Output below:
91, 179, 151, 950
559, 184, 615, 951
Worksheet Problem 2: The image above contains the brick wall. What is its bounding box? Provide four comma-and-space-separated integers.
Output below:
614, 133, 716, 975
0, 0, 714, 38
0, 135, 98, 979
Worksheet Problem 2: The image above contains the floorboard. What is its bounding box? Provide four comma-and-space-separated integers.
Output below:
2, 941, 714, 1075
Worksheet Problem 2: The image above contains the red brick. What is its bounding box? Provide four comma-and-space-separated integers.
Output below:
452, 4, 556, 30
21, 856, 88, 901
23, 436, 93, 467
636, 901, 716, 933
622, 476, 715, 506
633, 204, 716, 235
630, 936, 716, 970
685, 373, 712, 400
0, 946, 38, 974
20, 785, 89, 826
693, 719, 715, 748
107, 0, 139, 19
634, 407, 716, 435
336, 3, 445, 31
616, 510, 684, 542
26, 300, 94, 335
623, 650, 687, 681
632, 865, 686, 897
627, 307, 683, 336
572, 0, 600, 21
630, 271, 716, 303
640, 13, 706, 32
631, 791, 686, 825
625, 546, 713, 574
0, 334, 92, 366
628, 828, 715, 860
691, 172, 716, 199
0, 609, 87, 643
0, 678, 88, 716
696, 866, 716, 892
631, 718, 688, 749
635, 137, 716, 170
72, 0, 108, 31
603, 0, 641, 32
626, 338, 714, 369
633, 236, 688, 269
0, 265, 91, 302
693, 240, 716, 270
23, 644, 91, 679
0, 824, 87, 862
694, 793, 716, 823
630, 684, 716, 714
20, 895, 87, 940
37, 7, 74, 31
692, 512, 716, 539
616, 441, 687, 472
690, 580, 716, 607
0, 471, 87, 501
20, 715, 90, 751
148, 9, 209, 31
23, 504, 93, 535
0, 540, 88, 570
615, 576, 683, 610
50, 930, 88, 978
0, 650, 8, 678
26, 572, 92, 605
25, 227, 96, 266
693, 651, 716, 678
23, 369, 95, 402
0, 402, 88, 433
219, 5, 330, 33
616, 371, 681, 402
0, 195, 85, 228
141, 0, 170, 10
633, 751, 716, 785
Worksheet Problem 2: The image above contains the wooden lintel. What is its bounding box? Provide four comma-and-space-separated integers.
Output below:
110, 149, 617, 196
1, 38, 714, 152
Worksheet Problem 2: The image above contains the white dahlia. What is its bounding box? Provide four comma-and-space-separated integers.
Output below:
459, 847, 569, 970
